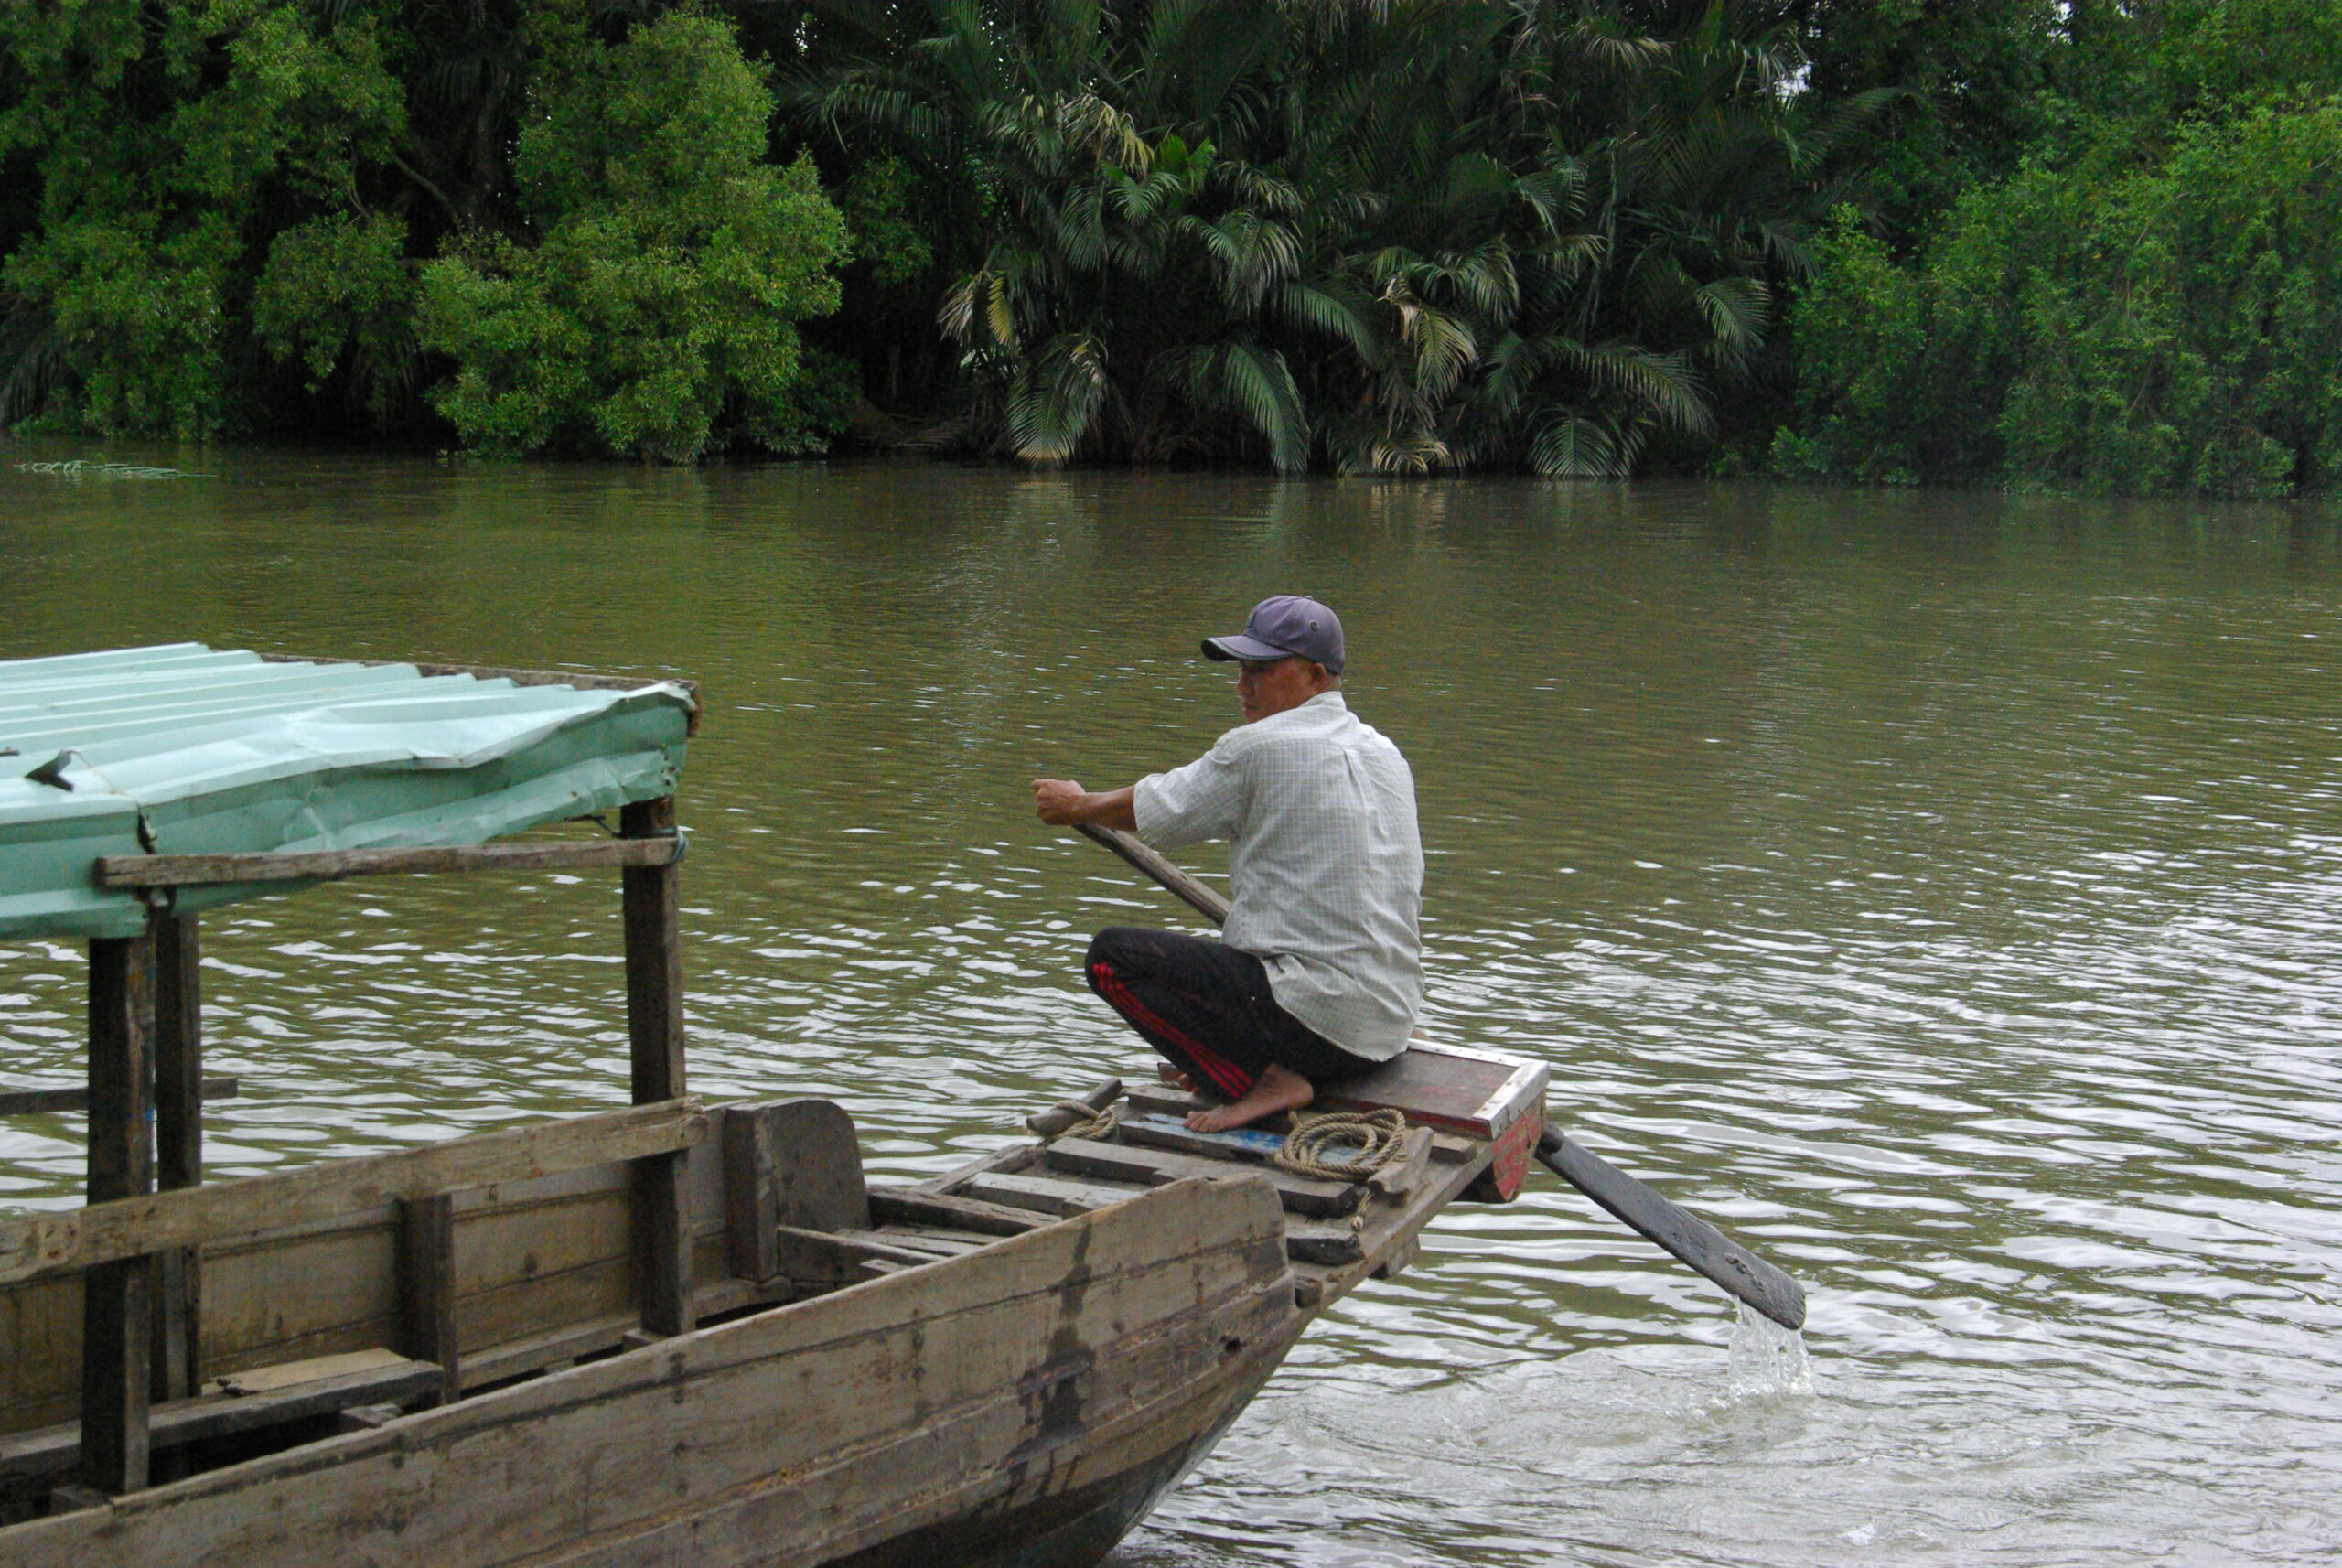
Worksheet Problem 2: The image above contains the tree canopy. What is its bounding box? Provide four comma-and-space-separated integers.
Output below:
1, 0, 2337, 492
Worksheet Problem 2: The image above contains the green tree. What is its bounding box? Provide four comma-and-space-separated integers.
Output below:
1781, 0, 2342, 495
417, 6, 851, 459
790, 0, 1866, 474
0, 0, 405, 435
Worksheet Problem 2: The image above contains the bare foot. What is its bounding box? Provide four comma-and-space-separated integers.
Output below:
1155, 1064, 1199, 1093
1186, 1065, 1314, 1133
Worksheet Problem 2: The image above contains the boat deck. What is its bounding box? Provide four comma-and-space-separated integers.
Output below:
800, 1041, 1550, 1314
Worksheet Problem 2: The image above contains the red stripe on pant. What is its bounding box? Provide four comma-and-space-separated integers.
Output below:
1088, 961, 1256, 1099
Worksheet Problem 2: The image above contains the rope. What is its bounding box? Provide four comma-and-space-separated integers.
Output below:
1273, 1108, 1411, 1182
1037, 1101, 1120, 1142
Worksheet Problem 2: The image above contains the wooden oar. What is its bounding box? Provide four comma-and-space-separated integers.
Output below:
1070, 822, 1810, 1330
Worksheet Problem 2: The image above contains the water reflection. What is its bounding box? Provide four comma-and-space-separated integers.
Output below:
2, 450, 2338, 1563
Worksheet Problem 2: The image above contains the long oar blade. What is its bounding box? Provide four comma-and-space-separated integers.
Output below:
1066, 822, 1812, 1330
1536, 1124, 1806, 1330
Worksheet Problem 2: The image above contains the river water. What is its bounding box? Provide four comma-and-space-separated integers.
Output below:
3, 450, 2338, 1564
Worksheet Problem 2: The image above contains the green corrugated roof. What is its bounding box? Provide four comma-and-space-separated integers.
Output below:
0, 645, 693, 939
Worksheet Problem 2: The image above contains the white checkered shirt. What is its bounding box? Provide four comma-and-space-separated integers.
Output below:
1133, 692, 1423, 1059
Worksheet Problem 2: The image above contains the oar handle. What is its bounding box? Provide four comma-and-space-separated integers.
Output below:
1074, 822, 1230, 925
1535, 1123, 1807, 1330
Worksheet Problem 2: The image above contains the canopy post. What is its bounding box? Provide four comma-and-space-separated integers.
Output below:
152, 908, 203, 1405
622, 797, 693, 1337
81, 929, 156, 1496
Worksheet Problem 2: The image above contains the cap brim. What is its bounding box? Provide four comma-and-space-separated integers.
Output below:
1201, 633, 1294, 663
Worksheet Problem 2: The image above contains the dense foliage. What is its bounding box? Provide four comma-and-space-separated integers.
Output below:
1780, 0, 2342, 496
1, 0, 2337, 489
0, 0, 849, 456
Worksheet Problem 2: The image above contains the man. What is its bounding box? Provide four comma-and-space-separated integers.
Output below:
1032, 595, 1424, 1133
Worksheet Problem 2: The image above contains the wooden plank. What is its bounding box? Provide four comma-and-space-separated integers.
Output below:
721, 1106, 780, 1284
81, 930, 154, 1495
1114, 1112, 1294, 1165
774, 1227, 940, 1286
0, 1178, 1299, 1568
1368, 1126, 1435, 1204
1116, 1095, 1479, 1164
865, 1187, 1047, 1237
396, 1197, 459, 1406
256, 653, 701, 736
753, 1101, 867, 1232
622, 797, 692, 1339
0, 1356, 443, 1481
0, 1099, 707, 1286
1283, 1220, 1365, 1266
959, 1171, 1151, 1217
97, 838, 682, 890
0, 1077, 236, 1118
150, 910, 202, 1407
1042, 1137, 1363, 1219
1313, 1043, 1549, 1142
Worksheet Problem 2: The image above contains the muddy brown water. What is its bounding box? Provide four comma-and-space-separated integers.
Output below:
3, 448, 2339, 1564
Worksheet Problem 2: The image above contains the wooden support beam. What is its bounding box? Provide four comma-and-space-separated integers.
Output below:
622, 797, 693, 1338
865, 1186, 1048, 1238
0, 1076, 236, 1117
81, 930, 155, 1495
396, 1196, 460, 1407
150, 910, 202, 1405
0, 1098, 707, 1285
96, 837, 682, 890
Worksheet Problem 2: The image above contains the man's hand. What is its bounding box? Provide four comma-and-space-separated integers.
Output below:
1033, 778, 1089, 825
1032, 779, 1139, 832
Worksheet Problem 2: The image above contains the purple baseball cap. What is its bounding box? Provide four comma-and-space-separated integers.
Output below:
1201, 595, 1346, 675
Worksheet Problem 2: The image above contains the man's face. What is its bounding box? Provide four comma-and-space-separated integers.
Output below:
1236, 657, 1327, 723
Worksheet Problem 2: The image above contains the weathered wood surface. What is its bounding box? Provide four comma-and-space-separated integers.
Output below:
962, 1170, 1151, 1218
622, 797, 693, 1339
255, 653, 702, 736
0, 1135, 737, 1439
81, 930, 155, 1495
0, 1100, 706, 1286
96, 839, 682, 890
1043, 1136, 1364, 1218
865, 1186, 1048, 1237
1368, 1126, 1436, 1204
0, 1079, 236, 1119
0, 1355, 444, 1482
0, 1178, 1298, 1568
396, 1197, 459, 1405
150, 912, 203, 1407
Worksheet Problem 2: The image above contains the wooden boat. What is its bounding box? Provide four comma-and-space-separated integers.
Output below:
0, 646, 1547, 1567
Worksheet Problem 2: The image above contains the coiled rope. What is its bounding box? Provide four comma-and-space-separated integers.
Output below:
1037, 1101, 1121, 1142
1273, 1108, 1411, 1182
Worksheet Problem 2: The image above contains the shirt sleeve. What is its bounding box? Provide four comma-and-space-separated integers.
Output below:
1133, 740, 1249, 851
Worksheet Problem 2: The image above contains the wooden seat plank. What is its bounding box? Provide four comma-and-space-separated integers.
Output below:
958, 1172, 1149, 1218
865, 1186, 1048, 1237
1041, 1138, 1361, 1219
0, 1355, 443, 1481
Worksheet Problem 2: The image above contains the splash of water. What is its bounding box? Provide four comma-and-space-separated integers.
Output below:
1726, 1299, 1816, 1398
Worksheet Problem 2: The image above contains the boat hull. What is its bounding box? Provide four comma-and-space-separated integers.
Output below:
0, 1179, 1298, 1568
826, 1337, 1287, 1568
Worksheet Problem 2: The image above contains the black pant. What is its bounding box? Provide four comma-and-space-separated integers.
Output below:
1084, 926, 1379, 1098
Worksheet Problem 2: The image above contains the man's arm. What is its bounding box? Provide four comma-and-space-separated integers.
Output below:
1032, 779, 1137, 832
